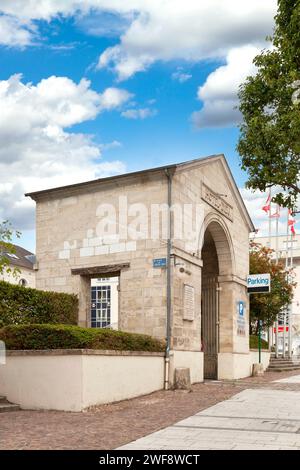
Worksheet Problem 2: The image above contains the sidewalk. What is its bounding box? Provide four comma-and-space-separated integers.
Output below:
1, 370, 300, 450
120, 374, 300, 450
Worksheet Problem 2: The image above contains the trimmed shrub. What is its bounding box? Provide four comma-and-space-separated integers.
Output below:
0, 281, 78, 327
0, 324, 165, 352
249, 334, 269, 350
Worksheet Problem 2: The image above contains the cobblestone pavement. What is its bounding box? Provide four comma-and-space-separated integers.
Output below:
120, 372, 300, 450
1, 369, 300, 450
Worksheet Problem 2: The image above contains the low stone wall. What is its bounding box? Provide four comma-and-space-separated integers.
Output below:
218, 350, 271, 380
0, 349, 165, 412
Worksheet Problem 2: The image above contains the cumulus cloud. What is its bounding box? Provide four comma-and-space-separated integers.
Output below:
0, 2, 276, 78
96, 0, 276, 80
0, 14, 34, 47
0, 74, 130, 229
192, 46, 259, 128
75, 10, 135, 38
121, 107, 157, 119
98, 86, 133, 109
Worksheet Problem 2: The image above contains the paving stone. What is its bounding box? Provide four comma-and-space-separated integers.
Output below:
119, 375, 300, 450
2, 370, 300, 450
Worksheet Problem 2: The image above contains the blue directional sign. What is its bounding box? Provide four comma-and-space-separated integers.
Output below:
247, 274, 271, 293
153, 258, 167, 268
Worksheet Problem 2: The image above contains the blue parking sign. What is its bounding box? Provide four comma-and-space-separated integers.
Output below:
238, 301, 244, 317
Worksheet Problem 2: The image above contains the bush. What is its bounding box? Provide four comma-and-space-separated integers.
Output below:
249, 335, 269, 350
0, 324, 165, 352
0, 281, 78, 327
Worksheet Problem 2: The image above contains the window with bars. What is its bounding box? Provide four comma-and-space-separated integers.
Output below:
90, 285, 111, 328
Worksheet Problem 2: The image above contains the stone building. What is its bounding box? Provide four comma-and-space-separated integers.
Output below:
0, 244, 36, 288
26, 154, 255, 383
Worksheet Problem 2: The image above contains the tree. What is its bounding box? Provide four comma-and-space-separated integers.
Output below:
249, 242, 295, 335
0, 221, 21, 277
238, 0, 300, 209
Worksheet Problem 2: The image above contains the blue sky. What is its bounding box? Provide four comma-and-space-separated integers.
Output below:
0, 1, 279, 252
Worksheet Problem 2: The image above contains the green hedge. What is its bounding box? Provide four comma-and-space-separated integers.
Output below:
249, 335, 269, 350
0, 281, 78, 327
0, 324, 165, 352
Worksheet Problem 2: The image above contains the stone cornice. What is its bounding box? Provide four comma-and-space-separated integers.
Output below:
218, 274, 248, 287
172, 246, 203, 267
71, 263, 130, 276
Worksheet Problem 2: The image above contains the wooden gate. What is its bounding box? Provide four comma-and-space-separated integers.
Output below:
201, 276, 219, 379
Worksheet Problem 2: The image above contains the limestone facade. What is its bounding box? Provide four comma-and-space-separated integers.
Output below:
27, 154, 254, 381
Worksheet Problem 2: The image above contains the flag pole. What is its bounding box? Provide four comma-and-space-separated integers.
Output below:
267, 188, 273, 353
274, 203, 279, 357
275, 205, 279, 264
268, 188, 272, 249
288, 217, 294, 358
283, 208, 290, 358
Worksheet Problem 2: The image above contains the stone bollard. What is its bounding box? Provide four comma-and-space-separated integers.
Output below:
252, 363, 264, 377
174, 367, 191, 390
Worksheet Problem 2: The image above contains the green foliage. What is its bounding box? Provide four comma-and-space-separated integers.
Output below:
249, 242, 295, 334
0, 323, 165, 352
249, 335, 269, 350
0, 220, 21, 277
238, 0, 300, 208
0, 281, 78, 327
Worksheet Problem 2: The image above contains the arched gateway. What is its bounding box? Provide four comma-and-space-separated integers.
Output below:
27, 154, 255, 384
200, 219, 233, 379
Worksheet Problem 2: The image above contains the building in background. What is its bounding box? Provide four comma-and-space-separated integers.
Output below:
0, 244, 36, 288
253, 234, 300, 356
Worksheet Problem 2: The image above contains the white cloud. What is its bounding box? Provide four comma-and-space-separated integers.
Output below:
95, 160, 125, 177
121, 107, 157, 119
240, 188, 289, 237
172, 68, 192, 83
0, 1, 276, 78
96, 0, 276, 80
0, 74, 130, 229
98, 87, 133, 109
75, 10, 134, 38
100, 140, 122, 151
192, 46, 259, 128
0, 14, 34, 47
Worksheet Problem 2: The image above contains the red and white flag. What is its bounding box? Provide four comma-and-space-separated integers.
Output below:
291, 224, 296, 236
288, 209, 296, 236
262, 194, 271, 214
270, 205, 280, 218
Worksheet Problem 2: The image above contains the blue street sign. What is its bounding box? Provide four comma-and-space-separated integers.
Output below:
153, 258, 167, 268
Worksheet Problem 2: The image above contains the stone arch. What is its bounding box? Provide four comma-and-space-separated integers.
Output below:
198, 213, 235, 276
200, 213, 235, 379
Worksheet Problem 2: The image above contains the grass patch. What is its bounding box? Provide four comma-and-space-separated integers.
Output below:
249, 334, 269, 350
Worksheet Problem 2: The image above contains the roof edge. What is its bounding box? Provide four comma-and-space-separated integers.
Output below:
25, 154, 223, 201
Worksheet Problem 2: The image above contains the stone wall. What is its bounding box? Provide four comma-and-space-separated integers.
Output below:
35, 171, 169, 339
0, 350, 165, 411
33, 156, 252, 380
171, 160, 250, 362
